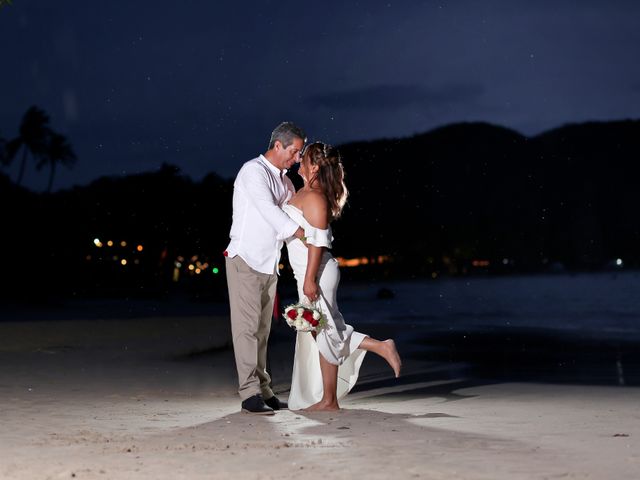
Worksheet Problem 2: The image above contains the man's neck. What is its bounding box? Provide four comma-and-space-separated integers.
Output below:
263, 150, 282, 171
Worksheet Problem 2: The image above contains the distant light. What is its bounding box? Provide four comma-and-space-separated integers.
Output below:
188, 264, 195, 271
134, 259, 140, 265
616, 258, 623, 266
212, 267, 219, 274
175, 261, 182, 268
502, 258, 509, 265
136, 245, 144, 252
431, 272, 438, 279
107, 240, 114, 247
195, 268, 201, 274
120, 241, 127, 247
377, 255, 390, 264
85, 255, 92, 261
278, 263, 284, 270
121, 259, 127, 266
93, 238, 103, 248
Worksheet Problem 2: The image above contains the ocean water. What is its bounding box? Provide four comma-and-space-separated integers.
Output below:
326, 271, 640, 386
4, 271, 639, 339
335, 271, 640, 339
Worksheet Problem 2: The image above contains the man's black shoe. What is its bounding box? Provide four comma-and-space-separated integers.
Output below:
264, 395, 288, 410
241, 394, 275, 415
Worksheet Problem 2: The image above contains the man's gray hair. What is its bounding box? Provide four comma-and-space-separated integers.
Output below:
268, 121, 306, 150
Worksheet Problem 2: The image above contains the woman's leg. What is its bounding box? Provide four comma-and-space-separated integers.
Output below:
358, 337, 402, 378
304, 352, 340, 411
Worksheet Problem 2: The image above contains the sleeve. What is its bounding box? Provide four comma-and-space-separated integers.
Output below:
304, 225, 333, 248
237, 164, 299, 240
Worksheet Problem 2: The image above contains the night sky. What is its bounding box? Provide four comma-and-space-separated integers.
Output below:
1, 1, 639, 191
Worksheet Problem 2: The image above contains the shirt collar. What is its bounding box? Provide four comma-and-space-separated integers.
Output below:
259, 154, 287, 177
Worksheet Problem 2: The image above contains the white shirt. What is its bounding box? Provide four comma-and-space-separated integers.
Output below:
225, 155, 300, 274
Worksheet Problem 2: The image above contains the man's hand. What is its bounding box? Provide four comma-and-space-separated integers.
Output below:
294, 226, 309, 246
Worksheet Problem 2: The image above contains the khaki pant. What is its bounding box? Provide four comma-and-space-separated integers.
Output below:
225, 255, 277, 401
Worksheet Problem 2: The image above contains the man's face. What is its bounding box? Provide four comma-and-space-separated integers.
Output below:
278, 138, 305, 170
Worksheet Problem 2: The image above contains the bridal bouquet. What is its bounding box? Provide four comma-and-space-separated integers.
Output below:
283, 301, 328, 333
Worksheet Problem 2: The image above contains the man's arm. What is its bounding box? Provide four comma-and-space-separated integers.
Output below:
237, 164, 303, 240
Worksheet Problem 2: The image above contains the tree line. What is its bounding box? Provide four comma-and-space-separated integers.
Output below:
1, 116, 639, 302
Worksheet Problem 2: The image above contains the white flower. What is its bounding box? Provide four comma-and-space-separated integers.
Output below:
312, 311, 320, 320
297, 307, 304, 315
294, 319, 304, 329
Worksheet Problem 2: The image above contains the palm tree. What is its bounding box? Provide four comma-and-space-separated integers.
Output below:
6, 106, 51, 186
37, 133, 77, 192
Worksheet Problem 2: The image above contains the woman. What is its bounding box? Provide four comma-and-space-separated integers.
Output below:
283, 142, 402, 411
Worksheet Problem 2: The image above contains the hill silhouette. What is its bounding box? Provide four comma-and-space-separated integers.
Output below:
1, 120, 639, 300
336, 120, 640, 274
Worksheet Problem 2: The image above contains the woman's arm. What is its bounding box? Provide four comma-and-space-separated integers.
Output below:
302, 192, 329, 302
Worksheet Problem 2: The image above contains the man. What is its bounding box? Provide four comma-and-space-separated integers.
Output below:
225, 121, 307, 415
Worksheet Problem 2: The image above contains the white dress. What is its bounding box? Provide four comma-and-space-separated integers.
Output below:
282, 203, 367, 410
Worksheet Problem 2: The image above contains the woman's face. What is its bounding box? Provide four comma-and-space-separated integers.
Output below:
298, 155, 313, 184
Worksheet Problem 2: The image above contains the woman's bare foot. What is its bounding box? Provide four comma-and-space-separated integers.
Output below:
303, 400, 340, 412
383, 339, 402, 378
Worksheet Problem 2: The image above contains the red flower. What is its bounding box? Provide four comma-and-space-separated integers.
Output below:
302, 310, 314, 323
223, 250, 229, 257
286, 309, 298, 320
309, 318, 319, 327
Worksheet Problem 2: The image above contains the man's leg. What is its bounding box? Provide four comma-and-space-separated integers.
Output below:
256, 273, 277, 399
226, 255, 274, 401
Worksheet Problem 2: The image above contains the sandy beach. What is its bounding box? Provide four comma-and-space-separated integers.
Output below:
1, 286, 640, 479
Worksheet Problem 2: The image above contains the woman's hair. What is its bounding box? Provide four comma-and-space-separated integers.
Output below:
303, 142, 348, 220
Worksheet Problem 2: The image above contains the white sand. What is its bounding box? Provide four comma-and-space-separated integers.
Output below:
1, 315, 639, 479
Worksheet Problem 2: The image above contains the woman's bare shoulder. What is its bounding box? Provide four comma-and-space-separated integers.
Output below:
301, 189, 328, 207
301, 190, 329, 228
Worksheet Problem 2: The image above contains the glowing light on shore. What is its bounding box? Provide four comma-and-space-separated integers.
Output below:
93, 238, 103, 248
107, 240, 114, 247
121, 259, 127, 265
120, 241, 127, 247
472, 260, 490, 267
336, 255, 391, 268
212, 267, 219, 274
136, 245, 144, 252
616, 258, 623, 266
